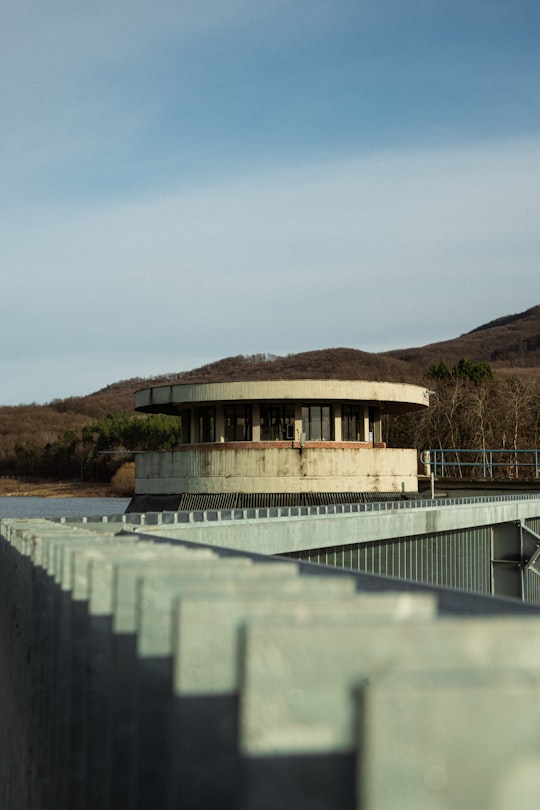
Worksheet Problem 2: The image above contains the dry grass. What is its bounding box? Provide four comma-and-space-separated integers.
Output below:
110, 462, 135, 497
0, 478, 113, 497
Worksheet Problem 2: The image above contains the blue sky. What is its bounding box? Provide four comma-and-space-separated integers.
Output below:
1, 0, 539, 405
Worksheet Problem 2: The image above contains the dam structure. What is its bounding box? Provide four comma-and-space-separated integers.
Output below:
83, 491, 540, 602
3, 492, 540, 808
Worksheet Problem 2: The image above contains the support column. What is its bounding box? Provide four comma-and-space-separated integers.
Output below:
363, 406, 370, 443
373, 407, 382, 444
294, 404, 303, 443
252, 405, 261, 441
491, 522, 522, 599
333, 404, 342, 442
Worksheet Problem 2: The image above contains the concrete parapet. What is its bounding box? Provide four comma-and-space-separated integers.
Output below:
1, 516, 540, 809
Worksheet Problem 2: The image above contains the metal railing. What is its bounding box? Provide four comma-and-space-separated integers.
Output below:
422, 448, 540, 479
56, 491, 540, 528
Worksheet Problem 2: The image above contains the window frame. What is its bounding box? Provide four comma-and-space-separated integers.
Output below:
224, 404, 252, 442
260, 404, 296, 441
301, 404, 332, 441
198, 406, 216, 443
341, 404, 364, 442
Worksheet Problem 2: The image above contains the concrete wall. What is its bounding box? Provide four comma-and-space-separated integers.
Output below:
135, 446, 420, 495
125, 493, 540, 557
2, 515, 540, 810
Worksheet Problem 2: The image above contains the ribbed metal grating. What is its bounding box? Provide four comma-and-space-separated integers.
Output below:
175, 491, 417, 511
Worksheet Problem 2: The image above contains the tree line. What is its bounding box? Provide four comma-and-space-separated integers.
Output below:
385, 359, 540, 479
0, 413, 183, 482
1, 359, 539, 482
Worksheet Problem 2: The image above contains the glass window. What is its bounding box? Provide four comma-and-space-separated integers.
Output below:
180, 409, 191, 444
198, 406, 215, 443
260, 405, 295, 440
369, 406, 378, 443
224, 404, 252, 441
301, 405, 332, 441
342, 405, 363, 441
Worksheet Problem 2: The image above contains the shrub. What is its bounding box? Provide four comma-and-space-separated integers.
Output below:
110, 462, 135, 496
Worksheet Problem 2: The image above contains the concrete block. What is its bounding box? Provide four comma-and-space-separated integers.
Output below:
132, 561, 308, 810
99, 556, 295, 809
168, 589, 433, 810
111, 549, 225, 633
72, 551, 265, 807
8, 535, 208, 809
239, 617, 540, 810
359, 670, 540, 810
58, 537, 145, 596
136, 561, 300, 657
174, 590, 435, 695
240, 616, 540, 758
71, 546, 220, 807
86, 544, 214, 615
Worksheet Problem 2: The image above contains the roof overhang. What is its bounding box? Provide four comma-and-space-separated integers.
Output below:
134, 380, 430, 415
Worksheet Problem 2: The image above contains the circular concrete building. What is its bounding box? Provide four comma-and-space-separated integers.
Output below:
129, 379, 430, 511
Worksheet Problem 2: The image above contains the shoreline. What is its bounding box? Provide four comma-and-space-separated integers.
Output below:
0, 479, 117, 498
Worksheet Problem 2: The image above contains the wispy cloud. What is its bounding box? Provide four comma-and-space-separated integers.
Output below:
2, 135, 539, 402
1, 1, 539, 403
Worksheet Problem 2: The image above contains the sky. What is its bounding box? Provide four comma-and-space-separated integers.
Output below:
1, 0, 540, 405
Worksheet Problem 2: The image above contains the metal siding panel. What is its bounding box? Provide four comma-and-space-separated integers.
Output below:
431, 536, 438, 585
524, 569, 540, 605
351, 544, 359, 572
462, 535, 468, 591
290, 524, 499, 596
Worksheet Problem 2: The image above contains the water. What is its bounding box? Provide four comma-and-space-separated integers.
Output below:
0, 496, 130, 520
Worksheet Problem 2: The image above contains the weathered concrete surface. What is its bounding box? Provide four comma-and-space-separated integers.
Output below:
240, 615, 540, 755
2, 513, 540, 810
134, 379, 429, 413
135, 446, 419, 494
359, 670, 540, 810
133, 379, 429, 495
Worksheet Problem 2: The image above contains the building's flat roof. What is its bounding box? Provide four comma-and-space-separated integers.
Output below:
134, 379, 430, 414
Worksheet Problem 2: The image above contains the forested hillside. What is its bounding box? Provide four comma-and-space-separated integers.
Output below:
384, 304, 540, 370
0, 304, 538, 482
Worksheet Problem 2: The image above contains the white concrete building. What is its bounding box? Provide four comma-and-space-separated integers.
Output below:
129, 380, 430, 511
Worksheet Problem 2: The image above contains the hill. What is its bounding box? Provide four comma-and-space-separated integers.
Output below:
94, 304, 539, 398
0, 304, 538, 476
383, 304, 540, 372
